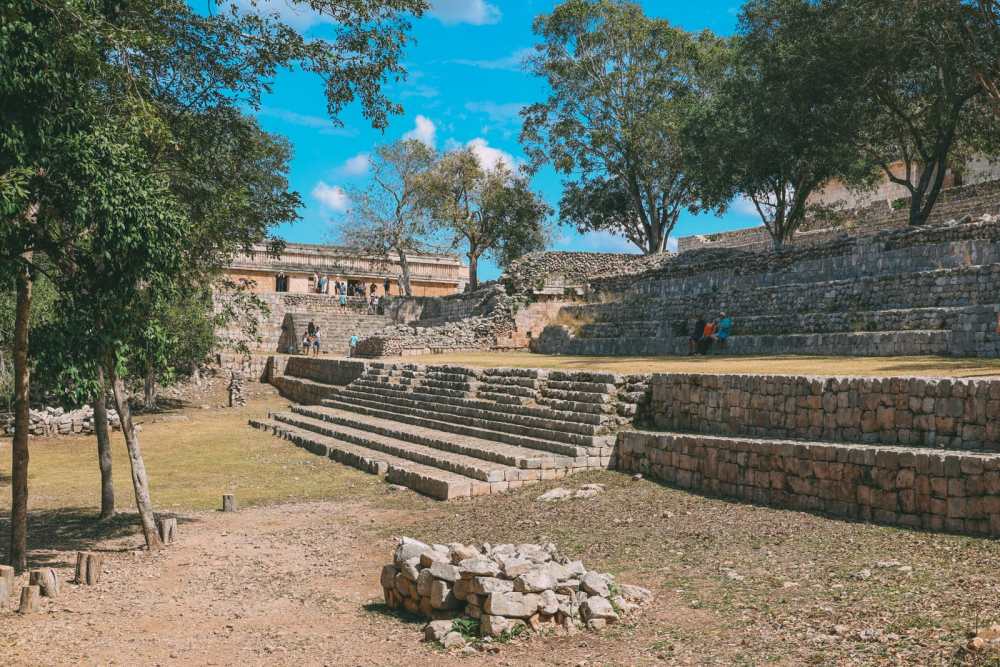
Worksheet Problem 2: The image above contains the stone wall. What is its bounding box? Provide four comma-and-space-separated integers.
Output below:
215, 291, 392, 354
678, 179, 1000, 253
354, 285, 524, 357
504, 251, 672, 294
268, 356, 368, 404
616, 430, 1000, 536
648, 373, 1000, 451
532, 216, 1000, 358
2, 405, 121, 438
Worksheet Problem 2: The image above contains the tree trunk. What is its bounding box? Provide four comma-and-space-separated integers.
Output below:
467, 253, 479, 292
93, 366, 115, 521
9, 254, 32, 573
107, 361, 163, 551
143, 365, 156, 411
397, 249, 413, 297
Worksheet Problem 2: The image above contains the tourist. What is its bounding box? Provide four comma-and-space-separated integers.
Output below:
688, 314, 707, 355
349, 334, 359, 357
307, 320, 317, 338
368, 293, 378, 314
715, 311, 733, 351
301, 332, 311, 355
370, 282, 377, 296
311, 327, 321, 356
697, 319, 717, 355
318, 274, 328, 294
312, 272, 320, 293
383, 277, 391, 295
338, 281, 347, 309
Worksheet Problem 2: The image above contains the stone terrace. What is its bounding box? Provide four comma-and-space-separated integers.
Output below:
532, 217, 1000, 358
252, 357, 650, 499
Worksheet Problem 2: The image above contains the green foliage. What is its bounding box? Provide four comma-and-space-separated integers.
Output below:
450, 616, 481, 640
682, 0, 870, 246
419, 149, 551, 289
843, 0, 1000, 225
522, 0, 709, 254
337, 139, 439, 296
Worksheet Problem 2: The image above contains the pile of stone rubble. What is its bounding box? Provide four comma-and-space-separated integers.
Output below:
380, 537, 652, 644
2, 405, 121, 438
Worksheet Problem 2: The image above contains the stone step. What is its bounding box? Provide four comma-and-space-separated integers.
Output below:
248, 418, 494, 500
289, 404, 576, 471
339, 383, 607, 436
321, 395, 606, 461
336, 386, 610, 443
271, 376, 340, 404
544, 380, 617, 394
536, 396, 617, 416
353, 378, 471, 400
477, 376, 541, 389
475, 383, 539, 399
271, 411, 529, 483
539, 388, 614, 405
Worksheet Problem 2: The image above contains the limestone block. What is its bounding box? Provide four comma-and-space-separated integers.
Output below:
484, 591, 542, 618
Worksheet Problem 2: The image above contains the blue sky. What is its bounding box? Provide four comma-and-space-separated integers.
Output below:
240, 0, 760, 280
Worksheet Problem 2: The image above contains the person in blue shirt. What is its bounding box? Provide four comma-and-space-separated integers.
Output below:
349, 334, 359, 357
714, 312, 733, 350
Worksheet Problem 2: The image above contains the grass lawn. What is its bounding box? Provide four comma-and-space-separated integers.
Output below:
408, 350, 1000, 378
0, 395, 387, 514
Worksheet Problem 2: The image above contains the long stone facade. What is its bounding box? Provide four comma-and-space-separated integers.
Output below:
225, 242, 466, 297
532, 216, 1000, 358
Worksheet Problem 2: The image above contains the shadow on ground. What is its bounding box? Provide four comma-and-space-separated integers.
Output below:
0, 508, 201, 568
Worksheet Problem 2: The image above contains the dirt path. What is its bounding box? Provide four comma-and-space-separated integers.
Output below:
1, 500, 687, 667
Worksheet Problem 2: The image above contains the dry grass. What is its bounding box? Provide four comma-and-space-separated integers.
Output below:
0, 395, 386, 514
411, 350, 1000, 378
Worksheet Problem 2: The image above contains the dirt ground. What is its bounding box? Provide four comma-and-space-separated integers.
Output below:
406, 351, 1000, 378
3, 372, 1000, 665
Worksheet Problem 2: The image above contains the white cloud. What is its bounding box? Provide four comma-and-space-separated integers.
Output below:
402, 84, 440, 99
429, 0, 501, 25
312, 182, 350, 212
448, 47, 533, 71
403, 115, 437, 147
228, 0, 332, 32
258, 106, 357, 137
732, 195, 761, 217
464, 101, 525, 126
336, 152, 370, 177
466, 138, 517, 173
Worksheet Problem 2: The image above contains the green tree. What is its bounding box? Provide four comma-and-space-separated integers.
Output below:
521, 0, 704, 254
845, 0, 999, 226
336, 140, 438, 296
682, 0, 869, 247
1, 0, 427, 568
419, 150, 551, 290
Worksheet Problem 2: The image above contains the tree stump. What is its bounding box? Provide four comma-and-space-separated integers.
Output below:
29, 568, 60, 598
158, 517, 177, 545
222, 494, 236, 512
74, 552, 103, 585
18, 585, 40, 614
0, 564, 13, 598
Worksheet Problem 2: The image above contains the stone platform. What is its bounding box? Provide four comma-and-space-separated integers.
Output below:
253, 356, 1000, 536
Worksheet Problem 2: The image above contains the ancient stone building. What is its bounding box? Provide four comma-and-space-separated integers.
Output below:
224, 242, 467, 297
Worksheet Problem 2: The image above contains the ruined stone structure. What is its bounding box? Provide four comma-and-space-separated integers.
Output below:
224, 242, 466, 297
679, 177, 1000, 253
382, 536, 653, 641
532, 216, 1000, 358
251, 356, 1000, 537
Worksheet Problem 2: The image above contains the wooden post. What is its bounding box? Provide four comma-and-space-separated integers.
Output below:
18, 585, 40, 614
222, 494, 236, 512
29, 568, 60, 598
158, 517, 177, 545
0, 564, 13, 598
74, 552, 103, 585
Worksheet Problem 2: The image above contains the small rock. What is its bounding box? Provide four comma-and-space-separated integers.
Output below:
580, 571, 611, 597
631, 473, 643, 481
853, 569, 872, 580
514, 568, 558, 593
459, 558, 501, 578
581, 596, 619, 623
537, 488, 573, 502
424, 620, 453, 642
484, 591, 541, 618
441, 631, 466, 650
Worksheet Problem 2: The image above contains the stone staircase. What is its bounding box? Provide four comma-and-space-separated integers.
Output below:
251, 362, 650, 499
